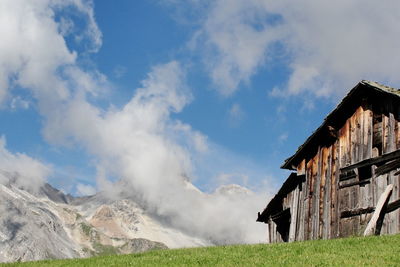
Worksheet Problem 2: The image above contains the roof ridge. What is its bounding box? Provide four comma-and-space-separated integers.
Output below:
281, 80, 400, 170
361, 80, 400, 93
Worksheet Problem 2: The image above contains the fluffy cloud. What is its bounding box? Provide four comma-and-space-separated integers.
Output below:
191, 0, 282, 96
45, 61, 266, 243
0, 0, 269, 244
270, 0, 400, 97
76, 183, 96, 196
0, 136, 50, 192
0, 0, 102, 108
188, 0, 400, 97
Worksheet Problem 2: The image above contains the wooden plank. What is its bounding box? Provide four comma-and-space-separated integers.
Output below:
350, 112, 355, 165
270, 220, 275, 243
339, 218, 351, 237
268, 219, 272, 243
358, 107, 364, 161
387, 171, 397, 234
289, 185, 299, 242
347, 117, 352, 166
353, 108, 362, 164
272, 220, 277, 243
388, 113, 396, 153
323, 146, 333, 239
396, 106, 400, 150
340, 149, 400, 173
297, 159, 306, 176
294, 182, 302, 241
392, 171, 400, 234
379, 174, 389, 234
383, 114, 389, 154
341, 207, 375, 218
360, 178, 371, 208
361, 107, 373, 216
339, 120, 349, 167
297, 179, 305, 241
319, 147, 328, 238
295, 160, 305, 241
364, 184, 393, 236
397, 106, 400, 233
312, 148, 322, 240
339, 179, 370, 189
373, 110, 383, 156
304, 159, 313, 240
331, 141, 339, 238
375, 158, 400, 176
364, 108, 373, 160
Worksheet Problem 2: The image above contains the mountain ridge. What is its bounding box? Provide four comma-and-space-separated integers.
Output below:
0, 180, 209, 262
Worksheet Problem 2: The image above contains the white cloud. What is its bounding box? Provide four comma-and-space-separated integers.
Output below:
0, 0, 270, 245
76, 183, 96, 196
269, 0, 400, 97
173, 121, 209, 153
228, 103, 245, 127
10, 96, 30, 110
0, 0, 102, 107
46, 61, 267, 244
0, 136, 50, 192
191, 0, 282, 96
187, 0, 400, 97
216, 173, 249, 187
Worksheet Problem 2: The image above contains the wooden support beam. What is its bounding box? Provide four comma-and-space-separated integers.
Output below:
363, 184, 393, 236
340, 207, 375, 218
339, 170, 357, 181
387, 199, 400, 213
374, 158, 400, 176
339, 179, 370, 189
340, 198, 400, 218
341, 149, 400, 173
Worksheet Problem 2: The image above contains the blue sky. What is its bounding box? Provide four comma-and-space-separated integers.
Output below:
1, 0, 400, 198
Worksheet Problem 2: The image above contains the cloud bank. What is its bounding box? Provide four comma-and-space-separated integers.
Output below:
0, 136, 50, 193
0, 0, 268, 244
187, 0, 400, 97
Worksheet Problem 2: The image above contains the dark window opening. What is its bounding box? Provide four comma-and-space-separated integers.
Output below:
272, 208, 291, 242
358, 166, 372, 180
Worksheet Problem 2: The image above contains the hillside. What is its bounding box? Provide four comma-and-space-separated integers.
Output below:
0, 180, 209, 262
3, 234, 400, 266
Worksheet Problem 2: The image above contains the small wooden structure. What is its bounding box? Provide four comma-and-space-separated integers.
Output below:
257, 81, 400, 243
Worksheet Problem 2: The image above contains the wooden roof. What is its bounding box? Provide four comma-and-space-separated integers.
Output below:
281, 80, 400, 170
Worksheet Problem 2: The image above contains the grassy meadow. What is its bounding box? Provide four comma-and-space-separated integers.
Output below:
2, 234, 400, 266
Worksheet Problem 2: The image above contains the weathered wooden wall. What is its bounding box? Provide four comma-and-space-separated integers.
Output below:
269, 95, 400, 243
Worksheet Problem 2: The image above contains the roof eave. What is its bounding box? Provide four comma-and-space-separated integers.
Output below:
280, 80, 400, 170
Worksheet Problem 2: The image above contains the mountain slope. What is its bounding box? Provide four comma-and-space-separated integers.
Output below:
0, 182, 209, 263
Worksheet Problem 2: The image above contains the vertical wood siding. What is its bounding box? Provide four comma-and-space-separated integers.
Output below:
269, 96, 400, 242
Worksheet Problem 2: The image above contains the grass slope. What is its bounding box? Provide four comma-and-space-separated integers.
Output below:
3, 234, 400, 266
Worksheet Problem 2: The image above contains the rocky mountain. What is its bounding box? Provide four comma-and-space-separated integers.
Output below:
0, 181, 210, 263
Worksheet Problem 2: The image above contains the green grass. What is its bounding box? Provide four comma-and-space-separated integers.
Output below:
3, 234, 400, 266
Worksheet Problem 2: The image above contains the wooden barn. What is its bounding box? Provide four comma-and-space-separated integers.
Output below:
257, 80, 400, 243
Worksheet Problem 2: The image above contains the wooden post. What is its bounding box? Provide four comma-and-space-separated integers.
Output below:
364, 184, 393, 236
289, 185, 299, 242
